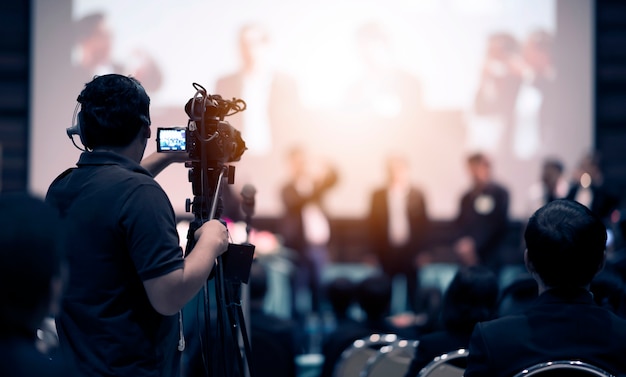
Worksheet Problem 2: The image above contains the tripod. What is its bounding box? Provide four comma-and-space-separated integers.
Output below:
183, 164, 255, 377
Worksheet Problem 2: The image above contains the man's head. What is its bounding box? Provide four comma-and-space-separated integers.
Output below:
0, 193, 64, 334
356, 274, 392, 320
525, 199, 607, 289
541, 158, 564, 189
385, 154, 410, 187
238, 23, 271, 71
467, 152, 492, 187
77, 74, 151, 150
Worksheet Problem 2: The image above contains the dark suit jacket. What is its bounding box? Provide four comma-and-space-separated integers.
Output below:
250, 308, 300, 377
455, 182, 509, 269
368, 187, 429, 275
405, 330, 470, 377
465, 288, 626, 377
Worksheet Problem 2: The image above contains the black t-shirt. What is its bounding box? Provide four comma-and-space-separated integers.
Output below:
46, 151, 185, 377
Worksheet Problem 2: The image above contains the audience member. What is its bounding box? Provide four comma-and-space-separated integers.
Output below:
566, 152, 620, 223
320, 274, 407, 377
45, 74, 229, 377
326, 277, 358, 324
279, 146, 338, 316
590, 268, 626, 318
404, 266, 498, 377
319, 278, 370, 377
453, 153, 509, 271
248, 261, 299, 377
465, 199, 626, 377
368, 154, 430, 312
0, 193, 73, 377
355, 274, 406, 335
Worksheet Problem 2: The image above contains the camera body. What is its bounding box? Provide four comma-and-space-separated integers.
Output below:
156, 83, 246, 165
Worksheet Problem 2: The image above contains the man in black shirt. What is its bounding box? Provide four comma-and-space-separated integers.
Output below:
46, 74, 229, 377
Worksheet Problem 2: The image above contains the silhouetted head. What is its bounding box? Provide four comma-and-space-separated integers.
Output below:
467, 152, 492, 187
525, 199, 606, 289
441, 266, 499, 333
0, 193, 64, 335
356, 274, 392, 320
77, 73, 151, 150
326, 277, 356, 320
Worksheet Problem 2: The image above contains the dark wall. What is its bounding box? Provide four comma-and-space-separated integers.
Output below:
596, 0, 626, 205
0, 0, 29, 192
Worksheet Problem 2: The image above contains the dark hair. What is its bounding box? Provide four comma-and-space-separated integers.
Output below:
356, 274, 392, 320
326, 277, 356, 319
525, 199, 606, 288
77, 74, 150, 149
0, 193, 63, 333
441, 266, 499, 333
467, 152, 489, 166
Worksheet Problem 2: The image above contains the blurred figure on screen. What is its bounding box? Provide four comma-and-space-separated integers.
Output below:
72, 12, 163, 92
453, 153, 509, 272
472, 32, 522, 153
279, 146, 338, 316
215, 22, 301, 157
368, 154, 430, 312
512, 29, 556, 159
521, 30, 556, 140
526, 157, 569, 215
346, 21, 423, 125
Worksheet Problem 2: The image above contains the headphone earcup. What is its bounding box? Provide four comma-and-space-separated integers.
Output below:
66, 104, 88, 150
75, 112, 88, 147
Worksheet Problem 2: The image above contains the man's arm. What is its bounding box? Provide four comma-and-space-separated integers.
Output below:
143, 219, 229, 315
141, 151, 188, 177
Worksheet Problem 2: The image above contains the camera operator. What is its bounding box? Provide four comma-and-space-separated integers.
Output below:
45, 74, 229, 377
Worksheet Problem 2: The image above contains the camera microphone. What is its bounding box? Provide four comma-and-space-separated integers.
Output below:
240, 184, 256, 217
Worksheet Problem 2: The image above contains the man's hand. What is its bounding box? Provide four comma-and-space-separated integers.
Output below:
194, 219, 229, 258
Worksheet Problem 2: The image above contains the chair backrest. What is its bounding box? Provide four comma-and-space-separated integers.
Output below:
361, 339, 419, 377
333, 334, 400, 377
417, 349, 468, 377
512, 360, 616, 377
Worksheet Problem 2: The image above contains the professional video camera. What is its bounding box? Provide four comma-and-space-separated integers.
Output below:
156, 82, 246, 163
158, 83, 256, 377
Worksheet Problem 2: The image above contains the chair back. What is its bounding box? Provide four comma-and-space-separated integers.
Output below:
333, 334, 399, 377
417, 348, 468, 377
512, 360, 616, 377
361, 339, 418, 377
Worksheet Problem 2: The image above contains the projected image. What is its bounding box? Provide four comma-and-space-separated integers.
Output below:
32, 0, 592, 220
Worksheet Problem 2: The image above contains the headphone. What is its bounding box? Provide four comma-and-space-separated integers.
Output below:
66, 99, 87, 151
